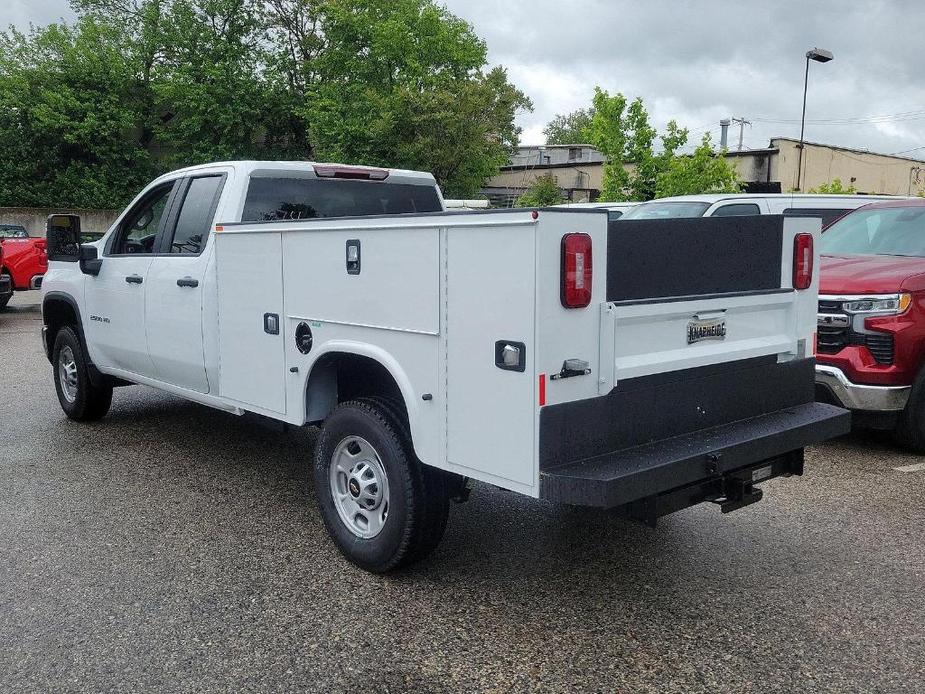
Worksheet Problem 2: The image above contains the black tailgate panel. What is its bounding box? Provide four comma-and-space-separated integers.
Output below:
539, 356, 814, 471
607, 215, 784, 302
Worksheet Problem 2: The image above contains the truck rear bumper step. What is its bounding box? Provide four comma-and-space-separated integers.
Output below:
539, 402, 850, 508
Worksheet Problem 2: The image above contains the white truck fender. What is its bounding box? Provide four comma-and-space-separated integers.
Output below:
303, 339, 427, 456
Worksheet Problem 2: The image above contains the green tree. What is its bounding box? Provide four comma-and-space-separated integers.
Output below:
0, 0, 531, 207
577, 87, 739, 201
274, 0, 530, 196
0, 18, 155, 208
544, 108, 594, 145
809, 178, 857, 194
515, 174, 564, 207
584, 88, 690, 201
586, 89, 629, 200
655, 133, 742, 198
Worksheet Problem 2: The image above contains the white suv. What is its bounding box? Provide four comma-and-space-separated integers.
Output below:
620, 194, 913, 227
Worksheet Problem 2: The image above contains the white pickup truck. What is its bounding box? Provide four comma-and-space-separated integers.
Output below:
41, 161, 849, 572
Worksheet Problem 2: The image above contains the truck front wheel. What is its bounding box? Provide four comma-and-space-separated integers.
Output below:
52, 327, 113, 421
313, 400, 447, 572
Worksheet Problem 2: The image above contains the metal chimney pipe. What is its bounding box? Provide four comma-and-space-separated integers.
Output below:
719, 119, 731, 149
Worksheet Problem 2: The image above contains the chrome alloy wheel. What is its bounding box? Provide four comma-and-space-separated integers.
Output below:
329, 436, 390, 539
58, 345, 78, 403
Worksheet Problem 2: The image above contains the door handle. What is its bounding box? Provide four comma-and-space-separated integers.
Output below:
125, 274, 143, 284
177, 277, 199, 288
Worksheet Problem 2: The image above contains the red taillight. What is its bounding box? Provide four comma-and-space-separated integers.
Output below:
313, 165, 389, 181
561, 233, 593, 308
793, 233, 813, 290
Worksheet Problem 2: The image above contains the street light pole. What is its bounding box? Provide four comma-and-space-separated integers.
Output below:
796, 47, 833, 192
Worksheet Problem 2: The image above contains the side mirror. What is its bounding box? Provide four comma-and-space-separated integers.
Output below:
46, 214, 82, 262
79, 245, 102, 276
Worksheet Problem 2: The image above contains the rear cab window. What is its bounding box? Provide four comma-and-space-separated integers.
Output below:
621, 201, 711, 220
165, 175, 225, 255
710, 203, 762, 217
242, 177, 443, 222
783, 207, 851, 228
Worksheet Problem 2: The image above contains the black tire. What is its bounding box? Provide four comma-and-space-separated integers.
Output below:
0, 271, 11, 311
313, 399, 447, 572
356, 396, 451, 567
52, 326, 113, 422
894, 368, 925, 453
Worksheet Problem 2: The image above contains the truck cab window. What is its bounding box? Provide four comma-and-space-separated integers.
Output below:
168, 176, 224, 255
783, 207, 850, 227
710, 203, 761, 217
242, 177, 443, 221
111, 183, 173, 255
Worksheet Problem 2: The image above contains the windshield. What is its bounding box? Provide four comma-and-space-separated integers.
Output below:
0, 225, 28, 238
819, 206, 925, 257
621, 201, 710, 220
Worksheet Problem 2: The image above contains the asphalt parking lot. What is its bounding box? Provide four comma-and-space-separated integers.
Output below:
1, 292, 924, 694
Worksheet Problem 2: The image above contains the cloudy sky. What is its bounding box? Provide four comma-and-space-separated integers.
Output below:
5, 0, 925, 157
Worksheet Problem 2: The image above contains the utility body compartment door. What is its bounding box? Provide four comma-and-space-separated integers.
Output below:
444, 223, 536, 492
214, 230, 287, 414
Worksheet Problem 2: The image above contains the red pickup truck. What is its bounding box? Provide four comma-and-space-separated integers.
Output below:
815, 199, 925, 449
0, 224, 48, 309
0, 243, 11, 309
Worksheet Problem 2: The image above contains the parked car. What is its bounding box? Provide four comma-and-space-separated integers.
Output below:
41, 161, 847, 572
620, 194, 910, 226
554, 201, 639, 221
814, 199, 925, 449
0, 243, 12, 309
0, 223, 48, 293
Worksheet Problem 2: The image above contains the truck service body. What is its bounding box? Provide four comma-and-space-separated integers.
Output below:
41, 161, 849, 571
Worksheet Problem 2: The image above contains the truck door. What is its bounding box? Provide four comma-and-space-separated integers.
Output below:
145, 174, 225, 393
85, 181, 176, 376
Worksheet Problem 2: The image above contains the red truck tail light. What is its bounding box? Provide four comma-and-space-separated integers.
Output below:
793, 233, 813, 290
561, 233, 592, 308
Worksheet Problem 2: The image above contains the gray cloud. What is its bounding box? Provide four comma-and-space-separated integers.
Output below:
1, 0, 75, 29
443, 0, 925, 155
3, 0, 923, 157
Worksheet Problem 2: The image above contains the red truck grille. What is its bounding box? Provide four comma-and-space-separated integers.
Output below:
817, 300, 894, 365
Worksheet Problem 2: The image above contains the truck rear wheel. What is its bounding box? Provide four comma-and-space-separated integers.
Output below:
52, 327, 113, 422
313, 399, 447, 572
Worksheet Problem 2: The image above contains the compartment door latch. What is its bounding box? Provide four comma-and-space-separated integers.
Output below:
550, 358, 591, 381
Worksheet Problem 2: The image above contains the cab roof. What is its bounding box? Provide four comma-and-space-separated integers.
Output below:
153, 161, 438, 187
639, 192, 910, 205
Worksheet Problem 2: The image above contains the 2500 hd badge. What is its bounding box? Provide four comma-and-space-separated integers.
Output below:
687, 316, 726, 344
